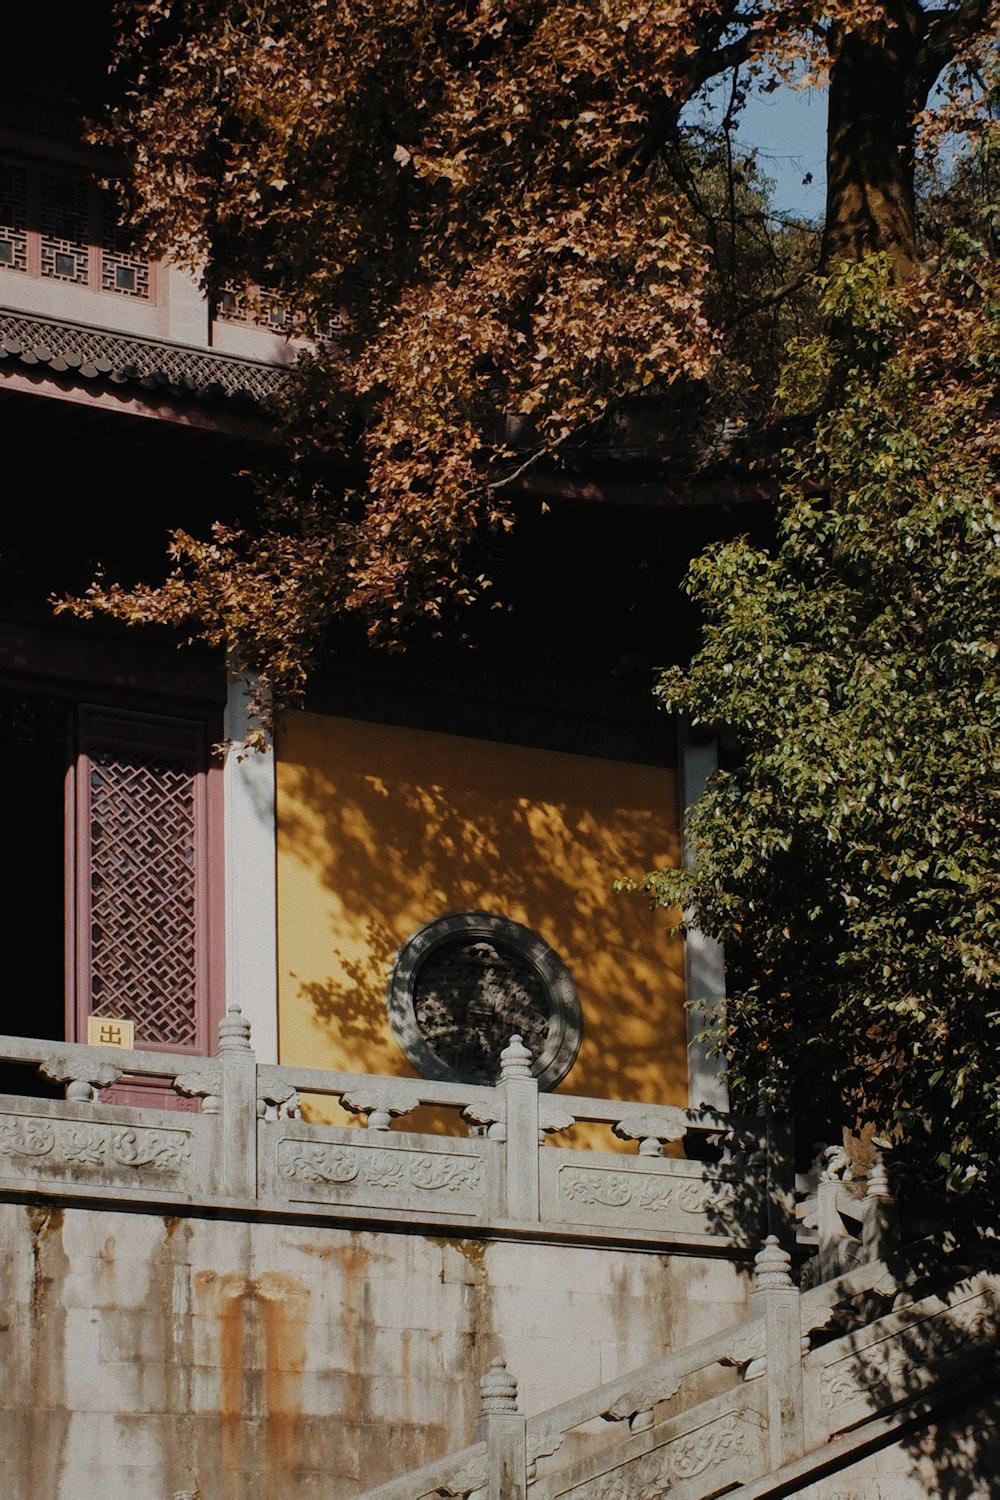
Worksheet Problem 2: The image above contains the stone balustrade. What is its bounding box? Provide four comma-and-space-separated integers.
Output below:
0, 1010, 772, 1251
351, 1238, 1000, 1500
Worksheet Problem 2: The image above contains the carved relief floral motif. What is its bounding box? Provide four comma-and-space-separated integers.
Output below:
561, 1171, 633, 1208
363, 1157, 406, 1190
0, 1118, 56, 1158
668, 1412, 746, 1479
560, 1410, 750, 1500
110, 1128, 190, 1171
61, 1127, 106, 1166
820, 1291, 1000, 1413
410, 1155, 483, 1193
636, 1182, 674, 1212
0, 1116, 190, 1173
277, 1140, 486, 1198
559, 1166, 734, 1222
279, 1144, 361, 1184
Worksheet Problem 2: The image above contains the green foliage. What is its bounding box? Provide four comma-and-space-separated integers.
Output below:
641, 254, 1000, 1205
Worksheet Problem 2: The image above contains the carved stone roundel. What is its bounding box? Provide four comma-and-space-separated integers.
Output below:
386, 913, 582, 1088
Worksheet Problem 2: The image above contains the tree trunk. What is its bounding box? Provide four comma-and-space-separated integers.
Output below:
820, 14, 924, 280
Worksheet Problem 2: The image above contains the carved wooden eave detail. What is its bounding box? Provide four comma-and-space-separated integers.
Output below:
0, 306, 290, 413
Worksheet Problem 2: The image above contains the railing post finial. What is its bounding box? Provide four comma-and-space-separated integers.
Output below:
218, 1005, 252, 1053
476, 1358, 526, 1500
479, 1357, 518, 1415
500, 1034, 532, 1080
753, 1234, 794, 1292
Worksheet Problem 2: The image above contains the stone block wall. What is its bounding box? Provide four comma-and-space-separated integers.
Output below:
0, 1202, 750, 1500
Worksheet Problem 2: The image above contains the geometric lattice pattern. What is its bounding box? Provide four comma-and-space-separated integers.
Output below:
100, 198, 151, 300
218, 281, 345, 345
217, 282, 295, 335
0, 161, 28, 275
40, 172, 90, 285
89, 751, 198, 1047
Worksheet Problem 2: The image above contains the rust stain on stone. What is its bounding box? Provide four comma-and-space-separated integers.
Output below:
258, 1271, 310, 1497
335, 1240, 369, 1430
282, 1236, 335, 1260
194, 1265, 311, 1500
216, 1271, 251, 1492
27, 1205, 64, 1324
430, 1236, 487, 1281
21, 1203, 71, 1489
26, 1204, 63, 1241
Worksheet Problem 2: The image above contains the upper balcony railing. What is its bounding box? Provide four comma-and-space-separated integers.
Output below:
0, 1008, 786, 1254
0, 147, 306, 370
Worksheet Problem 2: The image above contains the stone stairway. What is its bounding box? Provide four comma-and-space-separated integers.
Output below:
349, 1240, 1000, 1500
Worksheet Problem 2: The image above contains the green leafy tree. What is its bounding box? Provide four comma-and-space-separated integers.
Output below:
642, 250, 999, 1204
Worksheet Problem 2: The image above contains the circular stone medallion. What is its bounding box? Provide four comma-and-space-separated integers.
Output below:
386, 912, 582, 1088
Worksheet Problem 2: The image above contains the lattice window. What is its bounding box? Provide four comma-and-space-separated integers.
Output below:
0, 162, 28, 274
100, 199, 151, 300
40, 172, 90, 285
73, 707, 221, 1055
88, 751, 199, 1046
218, 283, 295, 334
216, 281, 346, 341
0, 154, 154, 300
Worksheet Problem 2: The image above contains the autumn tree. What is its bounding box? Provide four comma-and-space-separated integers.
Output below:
72, 0, 996, 695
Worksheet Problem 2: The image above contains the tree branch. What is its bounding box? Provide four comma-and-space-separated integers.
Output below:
627, 18, 756, 176
720, 272, 811, 333
917, 0, 1000, 97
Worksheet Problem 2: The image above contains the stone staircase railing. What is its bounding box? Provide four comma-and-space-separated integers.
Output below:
349, 1239, 1000, 1500
0, 1009, 780, 1251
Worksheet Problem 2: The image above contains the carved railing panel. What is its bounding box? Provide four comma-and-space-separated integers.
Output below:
0, 1097, 204, 1194
351, 1258, 1000, 1500
532, 1386, 767, 1500
539, 1149, 755, 1242
0, 1028, 773, 1248
259, 1120, 501, 1218
803, 1272, 1000, 1441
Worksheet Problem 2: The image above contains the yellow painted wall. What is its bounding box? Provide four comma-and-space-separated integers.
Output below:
275, 712, 688, 1113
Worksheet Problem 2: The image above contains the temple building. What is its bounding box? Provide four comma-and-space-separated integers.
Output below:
1, 12, 998, 1500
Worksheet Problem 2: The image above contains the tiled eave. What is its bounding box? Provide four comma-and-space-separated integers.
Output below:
0, 306, 291, 413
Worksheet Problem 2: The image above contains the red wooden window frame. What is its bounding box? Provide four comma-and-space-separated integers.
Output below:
67, 703, 224, 1060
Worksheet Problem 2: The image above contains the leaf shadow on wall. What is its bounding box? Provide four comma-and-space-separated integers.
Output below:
275, 721, 687, 1111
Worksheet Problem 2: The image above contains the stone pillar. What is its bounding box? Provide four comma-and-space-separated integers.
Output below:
749, 1236, 804, 1472
223, 674, 278, 1064
499, 1036, 540, 1222
862, 1158, 898, 1264
217, 1005, 257, 1200
475, 1359, 526, 1500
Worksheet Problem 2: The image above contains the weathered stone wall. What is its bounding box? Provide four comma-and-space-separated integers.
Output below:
0, 1201, 750, 1500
